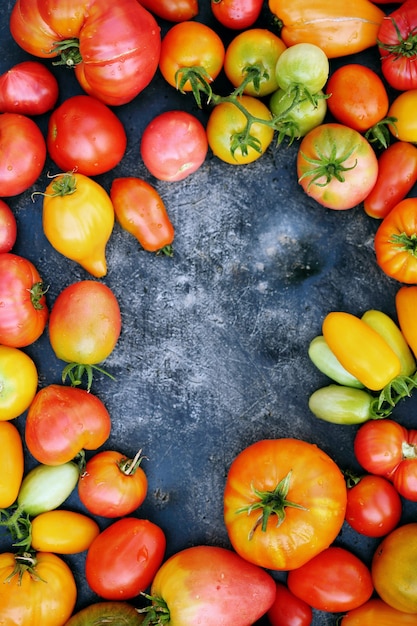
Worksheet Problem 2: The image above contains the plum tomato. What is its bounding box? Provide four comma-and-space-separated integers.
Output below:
138, 0, 198, 22
267, 581, 313, 626
30, 510, 100, 554
0, 61, 58, 115
0, 199, 17, 252
211, 0, 263, 31
140, 111, 208, 181
345, 474, 402, 537
0, 345, 38, 421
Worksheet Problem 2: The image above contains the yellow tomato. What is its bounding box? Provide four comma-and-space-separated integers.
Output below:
388, 90, 417, 142
0, 345, 38, 420
31, 510, 100, 554
0, 421, 24, 507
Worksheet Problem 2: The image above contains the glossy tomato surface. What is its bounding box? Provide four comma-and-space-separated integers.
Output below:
0, 60, 58, 115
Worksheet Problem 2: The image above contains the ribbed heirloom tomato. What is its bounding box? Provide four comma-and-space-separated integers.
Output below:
0, 60, 58, 115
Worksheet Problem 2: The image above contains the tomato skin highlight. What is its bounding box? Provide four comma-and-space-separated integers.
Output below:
25, 384, 111, 465
85, 517, 166, 600
345, 474, 402, 537
31, 509, 100, 554
363, 141, 417, 219
340, 598, 417, 626
287, 546, 374, 612
224, 438, 347, 571
0, 61, 58, 115
0, 421, 24, 508
148, 545, 276, 625
267, 581, 313, 626
111, 177, 175, 252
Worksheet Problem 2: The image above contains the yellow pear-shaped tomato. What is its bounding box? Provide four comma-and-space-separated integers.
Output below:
42, 172, 114, 277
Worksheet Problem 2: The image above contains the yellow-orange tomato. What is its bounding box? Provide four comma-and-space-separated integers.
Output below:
372, 523, 417, 613
396, 285, 417, 359
0, 551, 76, 625
388, 90, 417, 142
0, 345, 38, 420
31, 510, 100, 554
0, 421, 24, 507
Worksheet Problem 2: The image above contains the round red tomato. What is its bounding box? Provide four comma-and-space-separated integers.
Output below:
345, 474, 402, 537
47, 95, 127, 176
287, 546, 374, 612
378, 1, 417, 91
78, 449, 148, 517
85, 517, 166, 600
138, 0, 198, 22
141, 110, 208, 181
0, 61, 58, 115
211, 0, 263, 30
267, 581, 313, 626
297, 123, 378, 210
0, 200, 17, 253
0, 113, 46, 197
353, 419, 407, 477
224, 438, 347, 571
0, 253, 48, 347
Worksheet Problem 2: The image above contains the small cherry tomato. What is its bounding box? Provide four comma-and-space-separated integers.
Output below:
388, 89, 417, 142
345, 474, 402, 537
85, 517, 166, 600
0, 421, 24, 508
110, 177, 174, 254
31, 510, 100, 554
211, 0, 263, 30
0, 61, 58, 115
0, 199, 17, 253
141, 111, 208, 181
0, 345, 38, 421
287, 546, 373, 612
78, 449, 148, 518
267, 581, 313, 626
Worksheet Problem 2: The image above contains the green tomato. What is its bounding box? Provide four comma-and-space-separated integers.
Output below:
308, 335, 364, 388
18, 462, 79, 516
308, 385, 374, 425
275, 43, 329, 94
269, 88, 327, 141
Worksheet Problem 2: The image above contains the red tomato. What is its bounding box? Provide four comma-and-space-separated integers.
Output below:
47, 95, 127, 176
145, 545, 276, 625
85, 517, 166, 600
297, 123, 378, 210
25, 384, 111, 465
340, 598, 417, 626
0, 113, 46, 197
378, 0, 417, 91
364, 141, 417, 219
325, 64, 389, 133
0, 61, 58, 115
0, 200, 17, 252
267, 581, 313, 626
141, 111, 208, 181
10, 0, 161, 106
211, 0, 263, 30
110, 177, 175, 253
0, 253, 48, 347
287, 546, 374, 612
78, 449, 148, 517
138, 0, 198, 22
345, 474, 402, 537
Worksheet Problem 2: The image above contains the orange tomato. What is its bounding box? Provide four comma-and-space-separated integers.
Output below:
0, 421, 24, 507
31, 510, 100, 554
396, 285, 417, 358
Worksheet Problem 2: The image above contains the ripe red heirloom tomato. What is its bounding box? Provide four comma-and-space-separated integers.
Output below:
378, 0, 417, 91
211, 0, 263, 30
0, 199, 17, 253
0, 113, 46, 197
345, 474, 402, 537
85, 517, 166, 600
287, 546, 374, 613
0, 253, 48, 347
47, 95, 127, 176
25, 384, 112, 465
141, 111, 208, 181
0, 61, 58, 115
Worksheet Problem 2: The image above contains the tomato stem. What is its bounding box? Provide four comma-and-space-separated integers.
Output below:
378, 19, 417, 58
0, 505, 32, 552
389, 232, 417, 256
138, 592, 171, 625
119, 449, 146, 476
28, 282, 48, 311
298, 143, 358, 188
50, 38, 82, 67
5, 552, 46, 584
61, 362, 116, 392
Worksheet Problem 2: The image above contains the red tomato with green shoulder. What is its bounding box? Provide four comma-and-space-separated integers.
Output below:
85, 517, 166, 600
0, 200, 17, 253
138, 0, 198, 22
47, 95, 127, 176
297, 123, 378, 210
0, 61, 58, 115
224, 438, 347, 571
267, 581, 313, 626
78, 449, 148, 517
0, 253, 48, 347
142, 545, 276, 625
345, 474, 402, 537
110, 177, 174, 254
65, 602, 145, 626
211, 0, 263, 30
141, 111, 208, 181
0, 113, 46, 197
287, 546, 374, 613
25, 384, 111, 465
378, 0, 417, 91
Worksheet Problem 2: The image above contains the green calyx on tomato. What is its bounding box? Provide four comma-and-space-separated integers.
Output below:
61, 361, 115, 392
365, 116, 398, 150
298, 142, 358, 188
138, 593, 170, 625
378, 17, 417, 59
4, 552, 45, 585
50, 38, 83, 68
236, 471, 307, 538
29, 282, 49, 311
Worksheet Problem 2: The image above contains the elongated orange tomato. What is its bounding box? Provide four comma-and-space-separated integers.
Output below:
269, 0, 385, 58
322, 312, 401, 390
0, 421, 24, 508
31, 510, 100, 554
396, 286, 417, 359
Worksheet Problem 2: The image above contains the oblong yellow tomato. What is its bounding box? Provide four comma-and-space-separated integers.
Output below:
388, 90, 417, 143
0, 345, 38, 420
322, 311, 402, 390
268, 0, 385, 58
42, 172, 114, 277
396, 285, 417, 359
31, 510, 100, 554
0, 421, 24, 507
